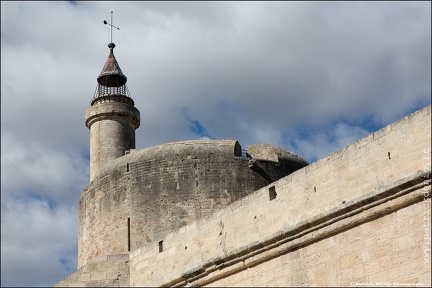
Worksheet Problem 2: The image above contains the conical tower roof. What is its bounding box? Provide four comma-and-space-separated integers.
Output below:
92, 42, 133, 105
97, 42, 127, 87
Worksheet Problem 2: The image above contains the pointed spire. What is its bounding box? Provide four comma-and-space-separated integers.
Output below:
91, 43, 133, 105
97, 43, 127, 87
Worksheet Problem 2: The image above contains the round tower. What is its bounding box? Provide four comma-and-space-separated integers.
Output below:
85, 43, 140, 181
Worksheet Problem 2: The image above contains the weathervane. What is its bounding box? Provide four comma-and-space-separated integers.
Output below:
104, 11, 120, 43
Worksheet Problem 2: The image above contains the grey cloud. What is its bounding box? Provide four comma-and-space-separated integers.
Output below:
1, 199, 78, 287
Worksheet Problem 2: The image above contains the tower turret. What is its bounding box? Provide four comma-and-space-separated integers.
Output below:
85, 43, 140, 181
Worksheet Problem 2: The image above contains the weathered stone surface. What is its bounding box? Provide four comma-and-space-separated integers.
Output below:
55, 254, 129, 287
57, 104, 431, 287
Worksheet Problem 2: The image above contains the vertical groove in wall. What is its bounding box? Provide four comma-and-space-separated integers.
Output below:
127, 217, 131, 252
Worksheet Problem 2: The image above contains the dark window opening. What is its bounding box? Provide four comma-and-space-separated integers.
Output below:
159, 240, 163, 253
269, 186, 277, 200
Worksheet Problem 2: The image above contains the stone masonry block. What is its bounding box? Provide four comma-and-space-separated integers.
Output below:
78, 273, 91, 282
107, 271, 121, 280
90, 271, 107, 281
68, 282, 86, 287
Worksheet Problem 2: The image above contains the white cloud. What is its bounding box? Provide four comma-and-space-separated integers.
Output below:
1, 134, 88, 205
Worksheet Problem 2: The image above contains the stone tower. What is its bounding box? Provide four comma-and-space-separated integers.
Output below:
85, 42, 140, 181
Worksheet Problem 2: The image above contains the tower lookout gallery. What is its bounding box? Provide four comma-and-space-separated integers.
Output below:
56, 41, 431, 287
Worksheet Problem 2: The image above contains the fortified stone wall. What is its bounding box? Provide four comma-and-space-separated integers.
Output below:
78, 140, 307, 269
129, 105, 431, 287
204, 198, 430, 287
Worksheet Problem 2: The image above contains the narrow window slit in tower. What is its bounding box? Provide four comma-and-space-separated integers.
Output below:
159, 240, 163, 253
127, 218, 131, 252
269, 186, 277, 200
126, 163, 129, 172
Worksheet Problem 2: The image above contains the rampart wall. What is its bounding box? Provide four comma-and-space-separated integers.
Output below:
129, 105, 431, 287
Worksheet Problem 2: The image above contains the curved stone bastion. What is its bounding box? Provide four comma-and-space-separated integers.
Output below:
78, 139, 308, 268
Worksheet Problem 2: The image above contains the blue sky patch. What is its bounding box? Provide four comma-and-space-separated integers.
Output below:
188, 119, 213, 139
59, 257, 76, 273
181, 108, 214, 139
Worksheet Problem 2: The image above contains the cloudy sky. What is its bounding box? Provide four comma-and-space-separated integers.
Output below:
1, 1, 430, 286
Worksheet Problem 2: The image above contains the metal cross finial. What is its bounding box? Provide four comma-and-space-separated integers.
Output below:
104, 11, 120, 44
